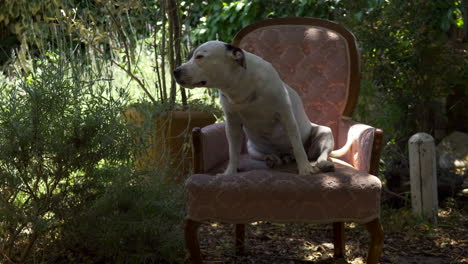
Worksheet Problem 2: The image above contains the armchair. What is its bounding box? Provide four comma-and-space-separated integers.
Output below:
185, 17, 384, 263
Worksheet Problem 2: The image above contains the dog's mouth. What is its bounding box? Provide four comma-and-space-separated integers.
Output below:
176, 79, 207, 89
193, 81, 207, 87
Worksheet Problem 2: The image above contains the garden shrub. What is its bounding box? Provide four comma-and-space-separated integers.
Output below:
342, 0, 467, 158
0, 49, 185, 263
185, 0, 340, 45
0, 50, 133, 262
56, 170, 185, 263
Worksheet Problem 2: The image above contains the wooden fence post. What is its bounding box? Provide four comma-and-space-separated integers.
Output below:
408, 133, 438, 224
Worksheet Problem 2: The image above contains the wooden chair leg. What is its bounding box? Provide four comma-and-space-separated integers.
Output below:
333, 222, 345, 258
235, 224, 245, 255
365, 218, 384, 264
185, 219, 202, 264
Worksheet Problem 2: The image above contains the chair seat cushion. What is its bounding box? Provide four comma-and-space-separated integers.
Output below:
185, 156, 381, 224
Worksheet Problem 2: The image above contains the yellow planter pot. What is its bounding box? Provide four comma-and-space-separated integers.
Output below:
124, 107, 216, 182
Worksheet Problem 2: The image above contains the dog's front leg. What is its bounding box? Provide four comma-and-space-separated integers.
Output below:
281, 108, 319, 175
222, 113, 243, 175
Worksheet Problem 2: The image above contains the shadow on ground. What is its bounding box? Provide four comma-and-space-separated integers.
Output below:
192, 197, 467, 264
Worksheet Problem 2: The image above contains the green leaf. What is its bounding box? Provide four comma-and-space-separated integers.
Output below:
235, 2, 244, 12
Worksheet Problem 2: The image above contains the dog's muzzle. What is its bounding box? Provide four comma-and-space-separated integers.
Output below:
173, 67, 183, 81
173, 66, 190, 87
173, 66, 207, 88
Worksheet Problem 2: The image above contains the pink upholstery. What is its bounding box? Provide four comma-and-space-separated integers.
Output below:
188, 122, 381, 224
186, 162, 381, 224
337, 119, 376, 172
198, 121, 376, 174
198, 123, 229, 172
238, 25, 350, 139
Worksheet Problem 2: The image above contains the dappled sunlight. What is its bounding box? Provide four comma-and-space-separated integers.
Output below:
196, 202, 467, 263
298, 240, 334, 262
199, 222, 366, 263
1, 0, 465, 262
437, 204, 463, 220
305, 28, 322, 42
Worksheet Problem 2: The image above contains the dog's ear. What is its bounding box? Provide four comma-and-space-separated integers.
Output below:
225, 44, 246, 69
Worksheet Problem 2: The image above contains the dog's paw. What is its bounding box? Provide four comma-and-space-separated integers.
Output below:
265, 154, 282, 168
298, 163, 320, 175
317, 160, 335, 172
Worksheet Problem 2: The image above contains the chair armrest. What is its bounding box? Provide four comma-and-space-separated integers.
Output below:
334, 118, 383, 174
192, 122, 247, 173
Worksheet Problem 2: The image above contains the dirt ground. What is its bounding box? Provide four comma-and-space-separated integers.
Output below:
193, 196, 468, 264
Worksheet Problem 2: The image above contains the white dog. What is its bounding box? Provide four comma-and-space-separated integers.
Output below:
174, 41, 340, 175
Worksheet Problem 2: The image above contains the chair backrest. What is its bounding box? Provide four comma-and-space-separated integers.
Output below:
233, 17, 360, 137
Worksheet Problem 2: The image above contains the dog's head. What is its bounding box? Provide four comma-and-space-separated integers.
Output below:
173, 41, 246, 89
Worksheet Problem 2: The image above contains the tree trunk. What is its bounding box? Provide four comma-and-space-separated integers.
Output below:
166, 0, 186, 107
160, 0, 168, 103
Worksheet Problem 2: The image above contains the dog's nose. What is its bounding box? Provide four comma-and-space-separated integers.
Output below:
173, 67, 182, 79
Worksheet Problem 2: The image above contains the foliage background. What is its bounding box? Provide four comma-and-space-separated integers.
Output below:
192, 0, 467, 163
0, 0, 466, 263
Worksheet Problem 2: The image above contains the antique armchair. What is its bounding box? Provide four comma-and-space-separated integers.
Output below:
185, 17, 384, 263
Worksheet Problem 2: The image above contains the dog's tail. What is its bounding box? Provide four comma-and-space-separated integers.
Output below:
329, 138, 353, 158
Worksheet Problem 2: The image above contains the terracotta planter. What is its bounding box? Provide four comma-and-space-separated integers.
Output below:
124, 107, 216, 182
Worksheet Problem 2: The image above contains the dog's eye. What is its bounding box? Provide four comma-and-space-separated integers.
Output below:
195, 55, 204, 60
